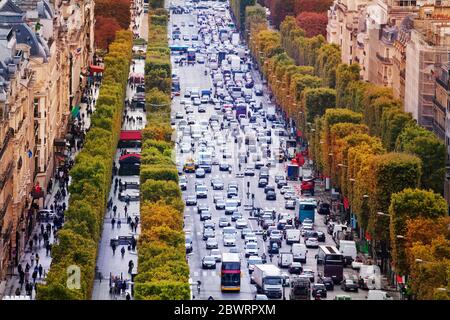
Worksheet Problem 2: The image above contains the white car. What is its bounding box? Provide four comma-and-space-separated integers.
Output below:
305, 237, 319, 248
219, 217, 231, 228
206, 237, 218, 249
210, 249, 222, 262
235, 219, 248, 229
244, 234, 257, 244
244, 242, 259, 257
280, 186, 294, 195
223, 234, 236, 246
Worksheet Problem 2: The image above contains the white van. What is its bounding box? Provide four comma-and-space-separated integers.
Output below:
286, 229, 301, 245
332, 224, 348, 241
338, 240, 357, 265
367, 290, 393, 300
278, 253, 293, 268
359, 265, 382, 290
291, 243, 307, 263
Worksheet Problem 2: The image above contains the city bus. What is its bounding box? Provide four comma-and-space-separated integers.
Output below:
221, 253, 241, 291
316, 245, 344, 284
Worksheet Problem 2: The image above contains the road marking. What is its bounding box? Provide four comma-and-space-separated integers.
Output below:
197, 232, 201, 236
193, 271, 199, 277
203, 271, 208, 277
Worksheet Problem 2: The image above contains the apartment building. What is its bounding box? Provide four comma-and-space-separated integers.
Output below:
0, 0, 94, 280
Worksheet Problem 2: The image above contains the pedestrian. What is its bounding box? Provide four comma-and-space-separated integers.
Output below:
25, 270, 30, 283
25, 282, 32, 296
111, 218, 116, 229
112, 243, 117, 255
32, 269, 37, 283
117, 219, 121, 228
46, 243, 52, 256
43, 231, 48, 244
121, 246, 125, 258
15, 287, 21, 296
128, 260, 134, 274
40, 224, 44, 235
124, 205, 128, 217
35, 253, 39, 266
38, 264, 43, 278
30, 254, 34, 266
126, 292, 131, 300
113, 205, 117, 215
127, 216, 132, 225
134, 216, 139, 225
46, 223, 51, 234
131, 237, 136, 251
130, 221, 135, 232
29, 239, 33, 252
25, 263, 30, 272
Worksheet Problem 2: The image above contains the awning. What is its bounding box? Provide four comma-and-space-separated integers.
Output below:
90, 64, 104, 73
296, 130, 303, 137
71, 105, 80, 118
119, 153, 141, 162
119, 130, 142, 141
343, 197, 349, 210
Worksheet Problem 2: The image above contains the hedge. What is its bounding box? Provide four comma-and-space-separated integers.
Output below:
37, 30, 133, 300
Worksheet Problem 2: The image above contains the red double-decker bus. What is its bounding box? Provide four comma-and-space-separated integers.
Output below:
221, 253, 241, 292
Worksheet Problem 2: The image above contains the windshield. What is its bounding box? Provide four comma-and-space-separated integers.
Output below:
247, 243, 257, 249
248, 259, 262, 265
264, 277, 282, 285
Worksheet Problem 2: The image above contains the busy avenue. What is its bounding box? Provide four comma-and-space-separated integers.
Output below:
171, 0, 380, 300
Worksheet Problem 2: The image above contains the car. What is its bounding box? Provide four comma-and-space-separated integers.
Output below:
289, 262, 303, 274
219, 162, 231, 172
301, 224, 314, 236
210, 249, 222, 262
215, 199, 226, 210
206, 238, 218, 249
175, 112, 184, 119
198, 105, 206, 112
202, 256, 217, 269
202, 228, 215, 240
231, 211, 242, 221
244, 167, 255, 176
185, 234, 193, 254
180, 143, 192, 153
254, 294, 269, 300
318, 276, 334, 291
213, 193, 224, 203
219, 217, 231, 228
269, 230, 283, 241
229, 247, 240, 254
179, 176, 187, 191
185, 106, 194, 113
264, 186, 275, 194
223, 234, 236, 246
227, 187, 238, 198
118, 190, 140, 201
200, 210, 212, 221
195, 168, 206, 178
197, 203, 209, 214
245, 233, 257, 244
195, 184, 208, 198
185, 195, 197, 206
341, 278, 359, 292
312, 283, 328, 298
285, 200, 296, 210
235, 219, 248, 229
284, 192, 296, 200
188, 22, 194, 27
211, 179, 224, 190
266, 190, 277, 200
203, 221, 215, 230
318, 202, 331, 215
280, 186, 294, 195
244, 242, 259, 257
258, 177, 268, 187
301, 268, 315, 282
277, 179, 287, 189
305, 237, 319, 248
317, 231, 326, 242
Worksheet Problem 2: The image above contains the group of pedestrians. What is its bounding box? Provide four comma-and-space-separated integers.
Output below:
109, 275, 131, 300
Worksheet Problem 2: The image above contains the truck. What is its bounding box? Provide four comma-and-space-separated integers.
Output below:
187, 48, 196, 63
291, 243, 308, 263
289, 277, 311, 300
231, 33, 240, 46
230, 55, 241, 71
287, 164, 299, 180
286, 229, 301, 245
236, 104, 247, 119
252, 264, 283, 299
296, 198, 317, 223
338, 240, 357, 266
301, 178, 315, 196
196, 151, 212, 173
266, 106, 276, 121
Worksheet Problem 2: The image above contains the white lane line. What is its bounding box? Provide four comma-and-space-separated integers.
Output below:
193, 271, 199, 277
203, 271, 208, 277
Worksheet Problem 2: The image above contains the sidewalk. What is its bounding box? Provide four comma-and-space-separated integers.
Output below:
91, 5, 146, 301
0, 75, 101, 300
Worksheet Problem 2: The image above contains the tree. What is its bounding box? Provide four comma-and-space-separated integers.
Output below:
94, 16, 122, 50
336, 64, 360, 107
302, 87, 336, 122
293, 0, 333, 15
396, 124, 446, 194
95, 0, 131, 29
366, 153, 422, 241
389, 189, 448, 275
295, 12, 328, 37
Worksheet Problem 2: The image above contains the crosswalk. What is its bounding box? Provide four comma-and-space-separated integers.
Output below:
191, 270, 248, 278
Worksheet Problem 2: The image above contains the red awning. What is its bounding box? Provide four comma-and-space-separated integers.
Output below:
119, 130, 142, 141
396, 275, 404, 284
119, 153, 141, 162
296, 130, 303, 137
90, 64, 104, 73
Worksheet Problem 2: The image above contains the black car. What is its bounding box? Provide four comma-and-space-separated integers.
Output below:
264, 186, 275, 194
219, 163, 231, 172
258, 178, 268, 187
317, 231, 326, 242
318, 202, 331, 215
341, 278, 359, 292
266, 191, 276, 200
277, 180, 287, 189
318, 277, 334, 291
312, 283, 327, 298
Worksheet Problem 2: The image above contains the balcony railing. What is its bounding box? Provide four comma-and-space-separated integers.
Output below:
0, 127, 14, 162
376, 52, 393, 64
0, 161, 14, 191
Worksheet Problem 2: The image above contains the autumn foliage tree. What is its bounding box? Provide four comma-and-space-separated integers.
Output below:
95, 0, 131, 29
95, 16, 122, 50
295, 12, 328, 37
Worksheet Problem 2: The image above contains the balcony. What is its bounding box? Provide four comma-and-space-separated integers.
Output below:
0, 127, 14, 162
0, 194, 12, 221
0, 161, 14, 191
433, 120, 446, 141
376, 52, 393, 65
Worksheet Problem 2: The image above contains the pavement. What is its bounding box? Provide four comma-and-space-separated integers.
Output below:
91, 4, 147, 301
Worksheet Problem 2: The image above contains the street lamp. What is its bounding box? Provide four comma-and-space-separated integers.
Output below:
349, 178, 356, 182
377, 211, 390, 217
363, 195, 369, 198
337, 163, 348, 168
396, 235, 406, 239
